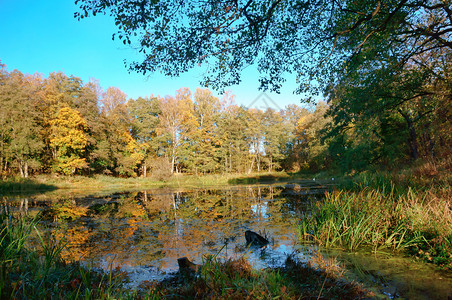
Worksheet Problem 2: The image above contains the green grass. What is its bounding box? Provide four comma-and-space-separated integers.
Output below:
299, 171, 452, 269
0, 177, 57, 195
0, 212, 129, 299
1, 172, 299, 194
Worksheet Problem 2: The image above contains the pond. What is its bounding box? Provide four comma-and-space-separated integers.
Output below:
2, 182, 451, 299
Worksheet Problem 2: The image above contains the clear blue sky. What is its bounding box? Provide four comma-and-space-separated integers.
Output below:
0, 0, 310, 109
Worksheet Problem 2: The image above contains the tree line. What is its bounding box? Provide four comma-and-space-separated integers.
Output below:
1, 61, 449, 179
0, 63, 329, 178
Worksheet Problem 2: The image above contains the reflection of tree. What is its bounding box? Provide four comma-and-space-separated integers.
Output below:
53, 225, 93, 262
140, 189, 177, 219
13, 185, 309, 271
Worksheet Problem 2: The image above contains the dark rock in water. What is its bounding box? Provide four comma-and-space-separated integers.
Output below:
245, 230, 269, 247
177, 257, 200, 273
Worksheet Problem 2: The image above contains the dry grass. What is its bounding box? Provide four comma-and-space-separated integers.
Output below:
300, 170, 452, 269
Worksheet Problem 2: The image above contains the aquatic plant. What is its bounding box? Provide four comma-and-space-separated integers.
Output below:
299, 179, 452, 269
0, 211, 127, 299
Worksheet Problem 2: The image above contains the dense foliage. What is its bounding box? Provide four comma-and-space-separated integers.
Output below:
74, 0, 451, 94
1, 64, 327, 177
72, 0, 452, 173
1, 61, 450, 178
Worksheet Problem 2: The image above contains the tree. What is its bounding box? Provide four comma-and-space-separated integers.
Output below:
245, 108, 264, 173
128, 96, 161, 176
75, 0, 451, 94
262, 108, 285, 172
76, 0, 452, 171
216, 102, 250, 173
325, 45, 451, 164
49, 105, 89, 175
280, 104, 309, 171
157, 91, 191, 174
181, 88, 222, 174
77, 79, 105, 173
296, 102, 332, 171
96, 87, 140, 176
0, 69, 44, 177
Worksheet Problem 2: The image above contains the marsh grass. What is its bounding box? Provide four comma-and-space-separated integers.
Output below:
299, 171, 452, 269
0, 212, 128, 299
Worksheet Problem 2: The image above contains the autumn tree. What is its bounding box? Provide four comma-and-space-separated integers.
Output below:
296, 102, 332, 171
49, 105, 88, 175
279, 104, 310, 171
262, 108, 286, 172
76, 79, 105, 173
98, 87, 141, 176
157, 88, 196, 174
128, 96, 161, 176
216, 102, 250, 173
180, 88, 222, 174
245, 108, 264, 173
38, 72, 93, 171
76, 0, 452, 171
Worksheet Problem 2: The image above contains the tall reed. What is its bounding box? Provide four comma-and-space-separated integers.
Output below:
0, 211, 127, 299
299, 182, 452, 269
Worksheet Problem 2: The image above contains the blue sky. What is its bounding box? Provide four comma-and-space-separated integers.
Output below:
0, 0, 310, 109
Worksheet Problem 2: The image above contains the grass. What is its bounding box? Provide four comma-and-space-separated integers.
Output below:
299, 163, 452, 270
0, 211, 129, 299
0, 177, 57, 195
139, 252, 371, 299
227, 171, 291, 185
0, 171, 302, 196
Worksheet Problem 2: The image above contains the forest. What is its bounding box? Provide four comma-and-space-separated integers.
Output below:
0, 64, 318, 178
1, 1, 451, 298
1, 62, 449, 180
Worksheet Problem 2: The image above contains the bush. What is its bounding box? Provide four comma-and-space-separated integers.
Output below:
149, 157, 172, 181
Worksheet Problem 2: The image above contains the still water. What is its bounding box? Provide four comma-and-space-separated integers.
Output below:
2, 182, 451, 299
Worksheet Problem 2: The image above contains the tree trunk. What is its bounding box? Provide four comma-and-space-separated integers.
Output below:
18, 160, 24, 178
248, 156, 255, 174
171, 155, 175, 174
425, 127, 435, 159
398, 109, 419, 160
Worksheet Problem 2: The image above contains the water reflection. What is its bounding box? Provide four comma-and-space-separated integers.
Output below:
2, 185, 315, 277
324, 250, 452, 300
3, 183, 451, 299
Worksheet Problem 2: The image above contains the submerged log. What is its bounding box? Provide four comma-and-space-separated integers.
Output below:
177, 257, 200, 273
245, 230, 269, 247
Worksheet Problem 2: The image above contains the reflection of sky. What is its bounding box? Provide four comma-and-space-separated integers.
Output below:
29, 186, 308, 289
251, 201, 268, 218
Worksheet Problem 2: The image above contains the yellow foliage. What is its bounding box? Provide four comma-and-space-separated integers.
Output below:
49, 105, 89, 174
50, 106, 88, 152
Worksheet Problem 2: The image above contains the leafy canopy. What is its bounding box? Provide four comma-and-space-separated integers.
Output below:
75, 0, 452, 96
